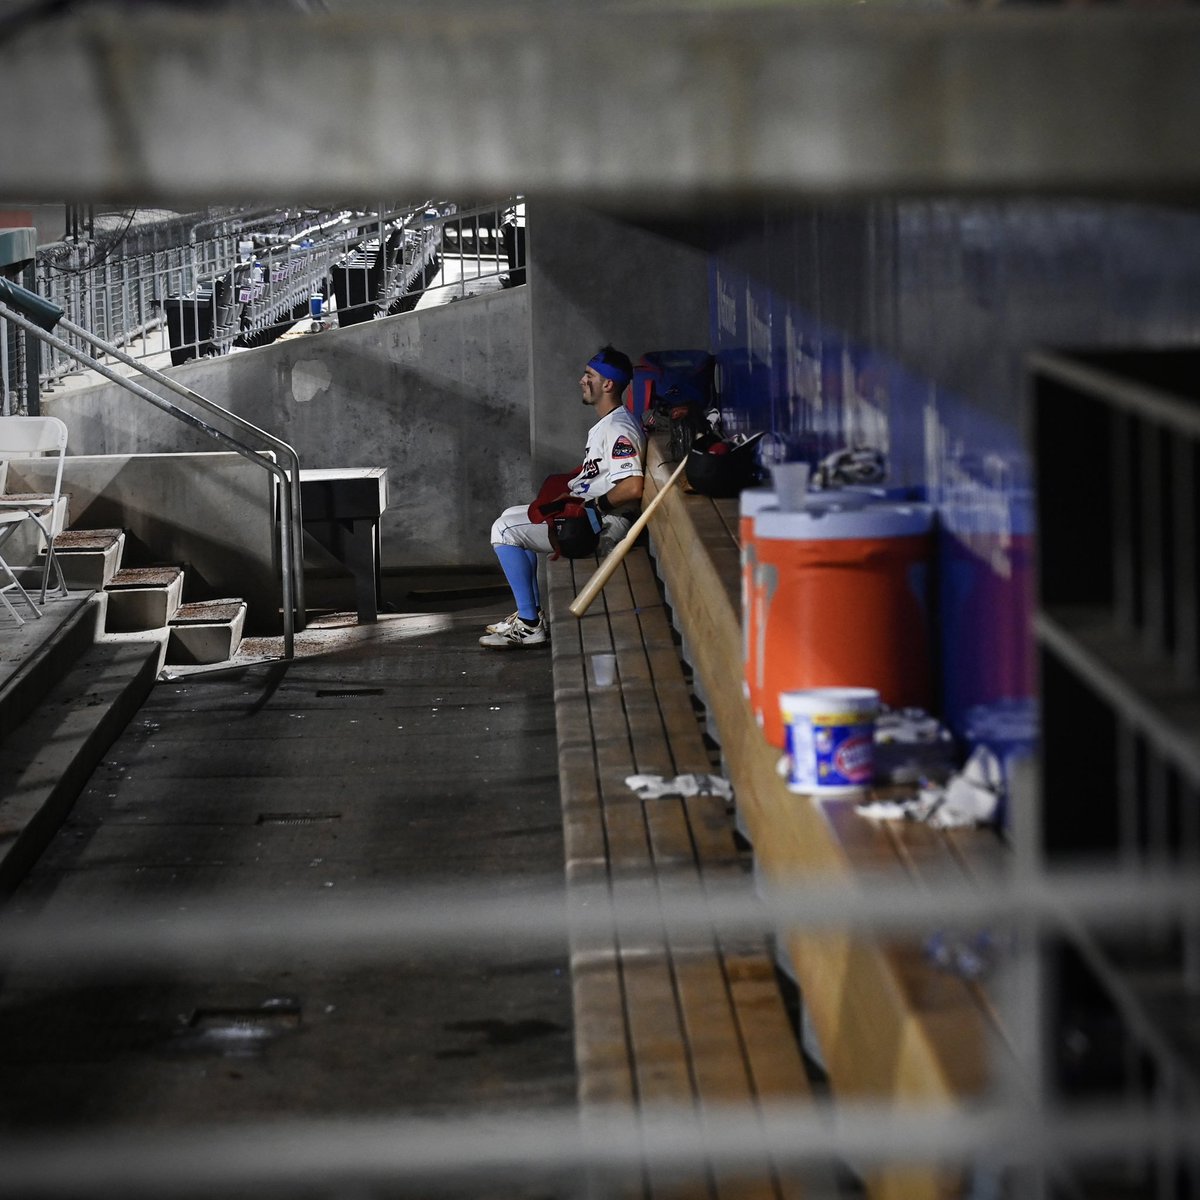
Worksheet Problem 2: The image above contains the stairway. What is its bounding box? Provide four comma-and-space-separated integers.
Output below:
50, 528, 250, 671
0, 522, 254, 896
0, 609, 161, 892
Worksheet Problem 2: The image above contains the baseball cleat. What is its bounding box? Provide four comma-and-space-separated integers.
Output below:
485, 609, 543, 635
478, 615, 548, 648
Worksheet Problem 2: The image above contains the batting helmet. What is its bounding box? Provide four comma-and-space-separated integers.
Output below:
551, 507, 601, 559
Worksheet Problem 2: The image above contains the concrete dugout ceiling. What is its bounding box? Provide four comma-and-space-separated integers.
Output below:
3, 6, 1200, 203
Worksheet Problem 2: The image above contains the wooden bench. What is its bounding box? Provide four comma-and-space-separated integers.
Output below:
639, 434, 1011, 1200
547, 539, 822, 1200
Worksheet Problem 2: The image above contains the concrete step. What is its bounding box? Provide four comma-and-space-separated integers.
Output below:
97, 627, 171, 677
0, 636, 161, 894
166, 598, 248, 665
49, 527, 126, 590
0, 595, 100, 746
104, 565, 185, 632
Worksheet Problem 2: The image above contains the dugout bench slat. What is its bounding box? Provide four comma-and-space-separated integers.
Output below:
548, 539, 821, 1200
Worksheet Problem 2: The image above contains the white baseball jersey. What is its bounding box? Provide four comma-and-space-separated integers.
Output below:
568, 406, 645, 502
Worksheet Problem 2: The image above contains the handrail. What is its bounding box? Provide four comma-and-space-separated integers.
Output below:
0, 298, 298, 660
50, 312, 306, 632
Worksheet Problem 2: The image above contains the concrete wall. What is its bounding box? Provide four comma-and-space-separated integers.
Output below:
43, 203, 710, 576
525, 200, 710, 484
699, 198, 1200, 741
43, 285, 531, 571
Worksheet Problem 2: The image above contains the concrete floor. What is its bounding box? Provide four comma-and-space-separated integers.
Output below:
0, 572, 577, 1198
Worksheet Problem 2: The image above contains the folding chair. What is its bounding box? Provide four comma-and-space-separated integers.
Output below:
0, 509, 43, 625
0, 415, 69, 603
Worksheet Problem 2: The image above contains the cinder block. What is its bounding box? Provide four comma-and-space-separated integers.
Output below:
166, 599, 248, 665
49, 528, 126, 590
104, 567, 184, 632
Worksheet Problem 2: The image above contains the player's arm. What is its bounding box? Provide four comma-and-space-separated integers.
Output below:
599, 475, 643, 510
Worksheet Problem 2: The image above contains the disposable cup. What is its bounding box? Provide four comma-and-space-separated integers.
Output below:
590, 653, 616, 688
772, 462, 811, 511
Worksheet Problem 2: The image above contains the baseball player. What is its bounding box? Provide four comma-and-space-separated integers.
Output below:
481, 344, 645, 648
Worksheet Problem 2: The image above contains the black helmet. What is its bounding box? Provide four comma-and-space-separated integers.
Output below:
551, 511, 600, 559
685, 434, 760, 498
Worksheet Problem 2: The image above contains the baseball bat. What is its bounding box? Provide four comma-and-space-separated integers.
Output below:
569, 455, 690, 618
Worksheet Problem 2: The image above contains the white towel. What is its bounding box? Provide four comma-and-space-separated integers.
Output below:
625, 773, 734, 801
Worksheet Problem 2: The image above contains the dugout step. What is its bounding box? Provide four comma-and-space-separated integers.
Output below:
103, 565, 185, 633
166, 598, 248, 666
48, 528, 126, 591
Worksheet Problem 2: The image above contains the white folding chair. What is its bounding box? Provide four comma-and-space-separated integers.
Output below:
0, 510, 43, 625
0, 415, 69, 603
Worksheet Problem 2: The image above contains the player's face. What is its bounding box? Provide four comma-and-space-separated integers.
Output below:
580, 366, 607, 406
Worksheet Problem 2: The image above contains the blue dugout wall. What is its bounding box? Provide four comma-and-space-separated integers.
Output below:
701, 199, 1200, 747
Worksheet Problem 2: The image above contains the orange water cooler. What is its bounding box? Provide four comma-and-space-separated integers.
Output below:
742, 491, 871, 735
748, 500, 935, 748
738, 488, 776, 713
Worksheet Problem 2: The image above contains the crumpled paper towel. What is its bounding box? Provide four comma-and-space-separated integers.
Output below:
625, 773, 734, 801
856, 744, 1003, 829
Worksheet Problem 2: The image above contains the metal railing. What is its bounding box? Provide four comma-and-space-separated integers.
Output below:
1024, 347, 1200, 1199
0, 291, 304, 660
2, 196, 527, 647
25, 199, 525, 398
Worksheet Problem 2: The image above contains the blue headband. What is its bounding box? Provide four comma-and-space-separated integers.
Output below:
587, 354, 630, 388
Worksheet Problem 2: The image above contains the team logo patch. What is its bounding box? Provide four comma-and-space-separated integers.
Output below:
612, 436, 637, 459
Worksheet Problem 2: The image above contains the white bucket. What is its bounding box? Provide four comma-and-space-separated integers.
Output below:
781, 687, 880, 794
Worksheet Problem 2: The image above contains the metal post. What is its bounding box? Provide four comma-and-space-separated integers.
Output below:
1140, 421, 1166, 657
1112, 408, 1136, 634
1006, 751, 1051, 1200
1172, 435, 1198, 686
1, 319, 10, 416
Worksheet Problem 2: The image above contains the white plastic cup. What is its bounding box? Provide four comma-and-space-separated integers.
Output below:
590, 653, 616, 687
771, 462, 811, 511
